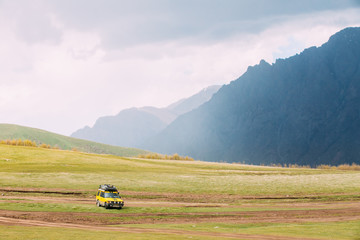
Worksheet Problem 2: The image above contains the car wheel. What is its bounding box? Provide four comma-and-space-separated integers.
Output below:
105, 203, 109, 209
96, 200, 100, 207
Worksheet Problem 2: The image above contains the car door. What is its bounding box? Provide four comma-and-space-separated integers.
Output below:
99, 191, 105, 205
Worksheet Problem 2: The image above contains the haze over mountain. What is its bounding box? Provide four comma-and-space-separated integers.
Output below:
146, 27, 360, 166
71, 85, 221, 148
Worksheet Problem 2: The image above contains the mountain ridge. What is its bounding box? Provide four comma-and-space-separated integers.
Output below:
145, 27, 360, 166
71, 85, 221, 148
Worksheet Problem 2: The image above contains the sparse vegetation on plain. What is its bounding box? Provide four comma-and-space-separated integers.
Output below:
1, 145, 359, 195
263, 162, 360, 171
0, 144, 359, 239
137, 153, 194, 161
317, 163, 360, 171
1, 139, 51, 149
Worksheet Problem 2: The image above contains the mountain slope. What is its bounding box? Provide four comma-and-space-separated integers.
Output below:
167, 85, 222, 115
146, 27, 360, 166
0, 124, 149, 157
71, 85, 221, 148
72, 108, 167, 148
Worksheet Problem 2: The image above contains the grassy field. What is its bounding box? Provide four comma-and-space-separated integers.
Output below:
0, 225, 222, 240
0, 144, 359, 195
3, 222, 358, 240
0, 123, 149, 157
0, 144, 360, 239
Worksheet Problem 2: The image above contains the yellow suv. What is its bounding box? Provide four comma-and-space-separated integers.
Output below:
96, 184, 124, 209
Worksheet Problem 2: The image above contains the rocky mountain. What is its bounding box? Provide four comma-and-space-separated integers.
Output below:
146, 27, 360, 166
71, 85, 221, 148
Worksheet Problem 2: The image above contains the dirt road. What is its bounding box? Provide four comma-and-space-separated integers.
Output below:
1, 188, 359, 239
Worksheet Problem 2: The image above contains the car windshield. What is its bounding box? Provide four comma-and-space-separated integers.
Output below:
104, 192, 120, 198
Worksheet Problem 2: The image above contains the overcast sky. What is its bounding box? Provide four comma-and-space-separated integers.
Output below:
1, 0, 360, 135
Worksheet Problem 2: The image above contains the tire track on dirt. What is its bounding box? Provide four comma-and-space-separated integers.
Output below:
1, 207, 360, 225
1, 188, 359, 239
1, 187, 359, 203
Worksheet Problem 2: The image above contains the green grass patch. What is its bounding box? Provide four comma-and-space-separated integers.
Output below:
1, 145, 359, 196
0, 201, 326, 215
0, 225, 219, 240
123, 221, 360, 240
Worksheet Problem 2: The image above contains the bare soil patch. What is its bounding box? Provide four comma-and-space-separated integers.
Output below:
1, 187, 360, 239
0, 201, 359, 225
1, 187, 359, 203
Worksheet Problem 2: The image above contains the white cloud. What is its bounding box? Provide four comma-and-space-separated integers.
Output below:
0, 1, 359, 135
0, 0, 62, 45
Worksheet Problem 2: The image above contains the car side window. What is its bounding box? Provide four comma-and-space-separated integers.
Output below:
100, 192, 105, 198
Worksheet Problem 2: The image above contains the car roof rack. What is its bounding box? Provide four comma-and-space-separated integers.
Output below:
99, 184, 118, 192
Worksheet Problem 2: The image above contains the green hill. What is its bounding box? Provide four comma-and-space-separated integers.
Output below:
0, 124, 149, 157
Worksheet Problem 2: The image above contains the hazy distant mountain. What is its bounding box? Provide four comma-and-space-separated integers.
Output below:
72, 108, 167, 147
146, 27, 360, 166
71, 85, 221, 148
167, 85, 223, 115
